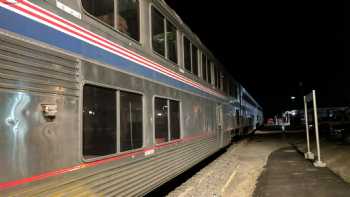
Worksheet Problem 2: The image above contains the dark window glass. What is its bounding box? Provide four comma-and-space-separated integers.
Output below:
218, 71, 222, 90
202, 54, 207, 81
151, 7, 165, 56
183, 37, 191, 72
213, 65, 217, 87
120, 91, 143, 152
226, 79, 230, 94
223, 75, 227, 93
192, 45, 198, 76
117, 0, 139, 41
82, 0, 115, 27
155, 98, 169, 144
231, 82, 237, 98
166, 20, 177, 63
170, 100, 180, 140
207, 60, 212, 84
83, 85, 116, 158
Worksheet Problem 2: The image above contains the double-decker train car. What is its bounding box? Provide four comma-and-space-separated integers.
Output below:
0, 0, 263, 196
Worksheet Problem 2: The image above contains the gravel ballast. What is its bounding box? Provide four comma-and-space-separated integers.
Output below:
167, 132, 288, 197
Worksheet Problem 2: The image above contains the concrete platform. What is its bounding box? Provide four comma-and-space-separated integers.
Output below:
253, 146, 350, 197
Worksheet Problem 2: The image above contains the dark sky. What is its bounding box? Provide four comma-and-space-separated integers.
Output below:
164, 0, 347, 117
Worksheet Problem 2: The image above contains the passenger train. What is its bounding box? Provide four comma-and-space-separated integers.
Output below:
0, 0, 263, 196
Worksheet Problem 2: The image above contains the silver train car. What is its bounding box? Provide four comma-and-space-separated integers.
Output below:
0, 0, 263, 196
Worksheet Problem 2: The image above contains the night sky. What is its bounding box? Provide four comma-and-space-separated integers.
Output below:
164, 0, 347, 117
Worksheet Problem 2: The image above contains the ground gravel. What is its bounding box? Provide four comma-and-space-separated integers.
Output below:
167, 131, 288, 197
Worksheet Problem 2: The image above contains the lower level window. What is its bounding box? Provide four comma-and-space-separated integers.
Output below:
83, 85, 117, 158
154, 98, 181, 144
120, 91, 143, 151
83, 84, 144, 159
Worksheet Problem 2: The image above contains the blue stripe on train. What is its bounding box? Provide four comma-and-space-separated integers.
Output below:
0, 6, 222, 101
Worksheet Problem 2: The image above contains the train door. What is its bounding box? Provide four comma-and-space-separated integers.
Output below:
216, 104, 224, 147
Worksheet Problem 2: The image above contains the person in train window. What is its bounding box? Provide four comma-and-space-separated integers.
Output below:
117, 15, 128, 34
97, 13, 114, 27
96, 14, 128, 35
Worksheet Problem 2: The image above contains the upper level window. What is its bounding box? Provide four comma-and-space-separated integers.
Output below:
151, 6, 178, 63
82, 0, 140, 41
82, 0, 115, 27
213, 65, 218, 86
223, 75, 229, 94
207, 59, 212, 84
214, 66, 221, 90
151, 7, 165, 56
218, 71, 222, 90
202, 54, 207, 81
183, 37, 191, 71
192, 45, 198, 76
230, 81, 238, 98
183, 36, 198, 76
167, 21, 178, 63
117, 0, 139, 41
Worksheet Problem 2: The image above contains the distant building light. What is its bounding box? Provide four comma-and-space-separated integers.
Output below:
291, 96, 296, 100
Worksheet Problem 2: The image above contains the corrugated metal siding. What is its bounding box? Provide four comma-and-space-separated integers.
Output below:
0, 36, 80, 96
4, 137, 219, 196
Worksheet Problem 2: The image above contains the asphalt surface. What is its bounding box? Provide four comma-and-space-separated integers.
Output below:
253, 144, 350, 197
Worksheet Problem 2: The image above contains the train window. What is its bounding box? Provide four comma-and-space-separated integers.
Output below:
82, 0, 140, 41
120, 91, 143, 152
83, 85, 117, 158
155, 98, 169, 144
192, 45, 198, 76
207, 59, 212, 84
183, 36, 199, 76
213, 65, 217, 87
151, 7, 178, 63
117, 0, 139, 41
202, 54, 207, 81
82, 0, 115, 27
170, 100, 180, 140
183, 37, 192, 72
218, 71, 222, 90
231, 82, 237, 98
217, 70, 221, 89
215, 68, 221, 89
166, 20, 178, 63
151, 7, 165, 56
223, 75, 227, 94
154, 98, 181, 143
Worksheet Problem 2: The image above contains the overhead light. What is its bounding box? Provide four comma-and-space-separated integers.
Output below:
291, 96, 296, 100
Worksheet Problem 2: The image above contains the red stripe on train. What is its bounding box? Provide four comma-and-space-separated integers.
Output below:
0, 133, 212, 190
